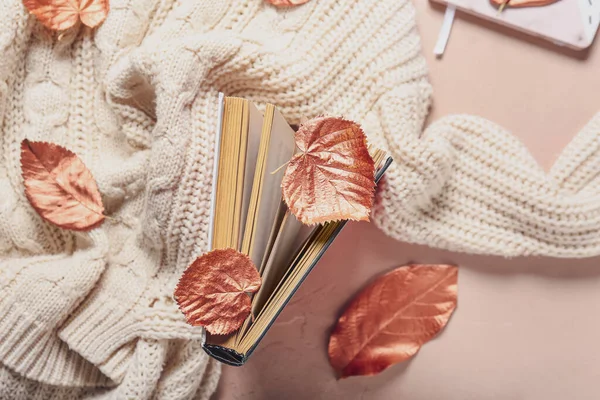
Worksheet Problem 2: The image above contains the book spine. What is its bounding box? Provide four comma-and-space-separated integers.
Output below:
202, 343, 247, 366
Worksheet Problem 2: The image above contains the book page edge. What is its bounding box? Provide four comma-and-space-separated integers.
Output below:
208, 93, 225, 250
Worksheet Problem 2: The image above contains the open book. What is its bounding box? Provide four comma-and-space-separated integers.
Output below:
203, 95, 393, 366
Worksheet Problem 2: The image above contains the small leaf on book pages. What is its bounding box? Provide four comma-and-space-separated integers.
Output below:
328, 264, 458, 378
23, 0, 109, 31
281, 117, 375, 225
265, 0, 311, 7
20, 139, 105, 231
490, 0, 561, 9
175, 248, 262, 335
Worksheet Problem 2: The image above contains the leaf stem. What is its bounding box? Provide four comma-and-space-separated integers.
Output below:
270, 160, 290, 175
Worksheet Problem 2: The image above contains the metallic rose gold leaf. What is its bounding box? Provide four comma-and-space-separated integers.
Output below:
23, 0, 109, 31
175, 248, 262, 335
265, 0, 311, 7
490, 0, 561, 8
281, 117, 375, 225
20, 140, 105, 231
328, 264, 458, 378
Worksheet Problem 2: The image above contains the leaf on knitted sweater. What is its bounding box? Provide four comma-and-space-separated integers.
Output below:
281, 117, 376, 225
175, 248, 262, 336
20, 140, 105, 231
23, 0, 109, 31
328, 264, 458, 378
265, 0, 311, 7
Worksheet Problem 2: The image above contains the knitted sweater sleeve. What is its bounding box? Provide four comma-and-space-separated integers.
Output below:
372, 111, 600, 257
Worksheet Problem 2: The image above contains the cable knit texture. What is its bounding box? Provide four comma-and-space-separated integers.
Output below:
0, 0, 428, 397
1, 0, 597, 397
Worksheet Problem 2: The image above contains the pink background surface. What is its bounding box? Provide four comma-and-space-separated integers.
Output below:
215, 2, 600, 399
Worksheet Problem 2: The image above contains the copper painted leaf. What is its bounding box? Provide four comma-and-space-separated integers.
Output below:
175, 248, 262, 335
281, 117, 375, 225
490, 0, 561, 8
20, 140, 105, 231
328, 264, 458, 378
265, 0, 311, 7
23, 0, 110, 31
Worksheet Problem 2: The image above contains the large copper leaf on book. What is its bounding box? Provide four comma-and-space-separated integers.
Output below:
328, 264, 458, 378
23, 0, 109, 30
20, 140, 105, 231
281, 117, 375, 225
175, 248, 262, 335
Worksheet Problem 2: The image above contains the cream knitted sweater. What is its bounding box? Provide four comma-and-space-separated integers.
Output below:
1, 0, 599, 398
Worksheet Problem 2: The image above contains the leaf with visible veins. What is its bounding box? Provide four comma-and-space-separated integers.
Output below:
20, 140, 105, 231
281, 117, 376, 225
175, 248, 262, 335
328, 264, 458, 378
23, 0, 110, 30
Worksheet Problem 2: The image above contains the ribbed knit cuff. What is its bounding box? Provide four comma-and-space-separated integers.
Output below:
0, 292, 111, 387
58, 237, 176, 384
59, 287, 140, 384
0, 230, 110, 387
59, 287, 206, 384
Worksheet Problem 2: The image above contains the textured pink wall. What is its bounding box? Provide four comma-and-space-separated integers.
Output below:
216, 2, 600, 399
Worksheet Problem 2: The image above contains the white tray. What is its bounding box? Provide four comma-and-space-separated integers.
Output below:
430, 0, 600, 50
